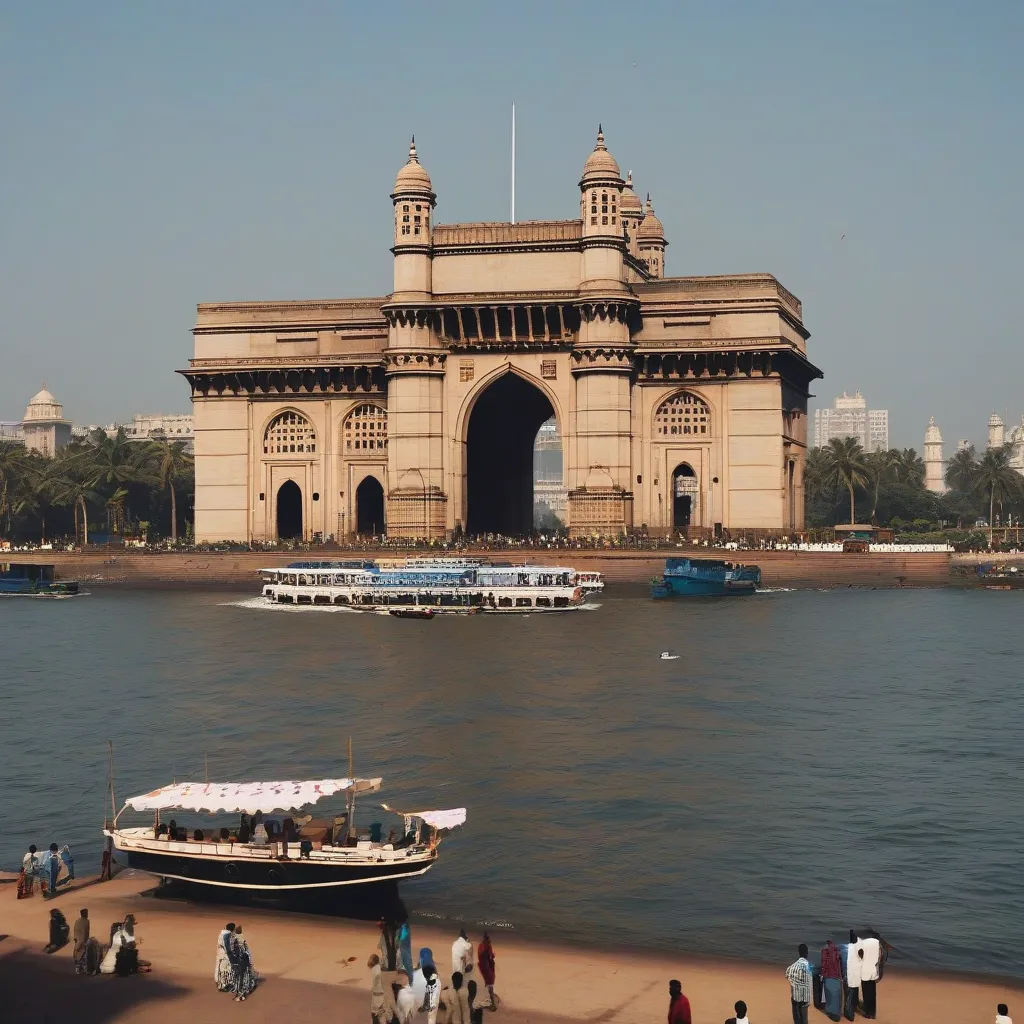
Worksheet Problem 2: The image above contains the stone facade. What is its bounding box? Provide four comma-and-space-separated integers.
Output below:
181, 130, 821, 542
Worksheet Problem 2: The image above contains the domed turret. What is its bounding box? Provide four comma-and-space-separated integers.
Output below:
391, 136, 436, 297
924, 416, 942, 444
637, 194, 667, 278
620, 171, 644, 258
579, 125, 621, 185
393, 136, 434, 196
23, 384, 64, 422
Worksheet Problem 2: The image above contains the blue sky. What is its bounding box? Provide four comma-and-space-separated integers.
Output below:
2, 1, 1022, 448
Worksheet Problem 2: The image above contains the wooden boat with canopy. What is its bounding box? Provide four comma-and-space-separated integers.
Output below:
102, 777, 466, 892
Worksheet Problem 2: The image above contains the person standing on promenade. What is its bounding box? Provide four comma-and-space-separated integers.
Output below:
73, 909, 90, 974
216, 923, 236, 991
785, 944, 814, 1024
452, 927, 473, 977
377, 918, 397, 971
842, 931, 861, 1021
392, 978, 417, 1024
448, 971, 471, 1024
367, 953, 388, 1024
467, 979, 486, 1024
819, 939, 843, 1021
397, 919, 413, 980
420, 963, 441, 1024
725, 998, 750, 1024
858, 932, 881, 1019
477, 931, 498, 1010
668, 979, 692, 1024
996, 1002, 1013, 1024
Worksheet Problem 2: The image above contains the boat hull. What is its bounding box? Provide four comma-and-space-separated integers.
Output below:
117, 845, 435, 891
651, 578, 757, 598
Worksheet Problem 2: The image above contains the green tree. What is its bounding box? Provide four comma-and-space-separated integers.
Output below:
945, 444, 977, 492
22, 454, 67, 543
863, 449, 896, 523
804, 448, 831, 504
0, 440, 27, 537
89, 428, 152, 490
971, 444, 1024, 546
822, 437, 869, 524
52, 456, 101, 546
143, 440, 194, 544
891, 447, 925, 487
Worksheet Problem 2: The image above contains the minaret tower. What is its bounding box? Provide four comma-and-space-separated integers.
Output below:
988, 412, 1005, 450
637, 194, 667, 278
924, 417, 945, 493
384, 137, 446, 538
390, 136, 435, 302
569, 127, 636, 535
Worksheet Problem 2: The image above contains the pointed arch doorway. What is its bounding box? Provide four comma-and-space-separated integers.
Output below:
276, 480, 303, 540
671, 464, 699, 530
465, 373, 556, 536
355, 476, 385, 536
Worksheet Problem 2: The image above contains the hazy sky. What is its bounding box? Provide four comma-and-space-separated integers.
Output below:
3, 2, 1022, 448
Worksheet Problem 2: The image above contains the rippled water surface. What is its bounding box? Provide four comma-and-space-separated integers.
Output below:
2, 587, 1021, 977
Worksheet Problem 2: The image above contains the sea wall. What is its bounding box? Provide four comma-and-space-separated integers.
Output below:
1, 548, 958, 588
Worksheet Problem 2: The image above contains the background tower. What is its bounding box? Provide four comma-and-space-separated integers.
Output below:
924, 417, 945, 493
620, 171, 644, 260
385, 138, 446, 537
570, 127, 635, 534
637, 194, 667, 278
988, 412, 1005, 450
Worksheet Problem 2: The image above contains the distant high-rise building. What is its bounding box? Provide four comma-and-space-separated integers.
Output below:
814, 392, 889, 452
533, 417, 566, 528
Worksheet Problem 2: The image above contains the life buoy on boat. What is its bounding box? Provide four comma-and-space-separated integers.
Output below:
225, 863, 239, 883
178, 859, 190, 878
267, 865, 285, 886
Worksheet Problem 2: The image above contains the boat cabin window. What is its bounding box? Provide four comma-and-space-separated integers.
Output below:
536, 596, 551, 607
515, 597, 532, 607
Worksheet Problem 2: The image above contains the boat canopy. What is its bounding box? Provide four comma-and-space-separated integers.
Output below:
382, 804, 467, 831
124, 777, 383, 815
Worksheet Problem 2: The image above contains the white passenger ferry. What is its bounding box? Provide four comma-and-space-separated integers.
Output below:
259, 559, 588, 614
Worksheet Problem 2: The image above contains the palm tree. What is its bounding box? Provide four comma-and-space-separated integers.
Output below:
945, 444, 977, 492
23, 454, 65, 543
145, 440, 194, 543
971, 444, 1024, 546
863, 449, 896, 523
804, 448, 831, 504
89, 427, 151, 489
0, 439, 27, 537
52, 461, 101, 546
891, 447, 926, 487
822, 437, 869, 524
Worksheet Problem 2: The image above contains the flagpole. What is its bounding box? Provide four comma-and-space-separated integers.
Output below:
511, 101, 516, 224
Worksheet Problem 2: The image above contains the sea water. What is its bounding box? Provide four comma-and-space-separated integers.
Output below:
1, 587, 1021, 977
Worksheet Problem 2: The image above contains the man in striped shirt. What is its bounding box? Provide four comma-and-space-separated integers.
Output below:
785, 944, 814, 1024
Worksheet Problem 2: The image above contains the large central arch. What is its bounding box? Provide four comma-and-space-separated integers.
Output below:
465, 372, 556, 535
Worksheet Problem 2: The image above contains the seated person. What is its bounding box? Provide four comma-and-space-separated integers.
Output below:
253, 822, 268, 846
193, 828, 204, 841
299, 839, 313, 859
219, 827, 231, 842
238, 825, 251, 844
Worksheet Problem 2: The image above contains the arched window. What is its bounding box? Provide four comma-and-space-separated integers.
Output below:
263, 411, 317, 455
654, 392, 710, 437
344, 403, 388, 455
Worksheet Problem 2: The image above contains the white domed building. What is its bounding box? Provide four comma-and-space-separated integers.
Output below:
21, 385, 72, 457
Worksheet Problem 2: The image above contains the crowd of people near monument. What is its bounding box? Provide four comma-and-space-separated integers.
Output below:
39, 905, 152, 978
16, 842, 74, 899
370, 922, 500, 1023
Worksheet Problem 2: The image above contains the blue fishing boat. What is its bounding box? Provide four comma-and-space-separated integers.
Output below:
0, 563, 80, 598
650, 557, 760, 598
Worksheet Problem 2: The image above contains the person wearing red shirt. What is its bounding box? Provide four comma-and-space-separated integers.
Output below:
668, 979, 692, 1024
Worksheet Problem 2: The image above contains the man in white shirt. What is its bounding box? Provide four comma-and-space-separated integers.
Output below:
842, 931, 862, 1021
858, 935, 881, 1019
393, 979, 417, 1024
452, 928, 473, 978
725, 998, 750, 1024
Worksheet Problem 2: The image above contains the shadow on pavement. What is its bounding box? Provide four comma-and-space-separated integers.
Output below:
0, 947, 190, 1024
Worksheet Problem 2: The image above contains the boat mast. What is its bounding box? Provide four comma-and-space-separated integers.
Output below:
347, 736, 357, 840
107, 739, 116, 823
